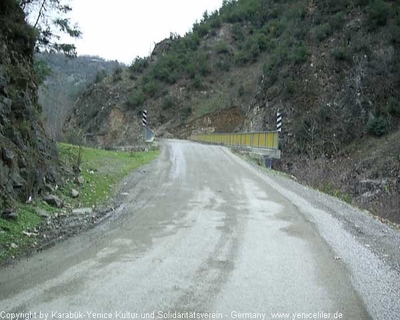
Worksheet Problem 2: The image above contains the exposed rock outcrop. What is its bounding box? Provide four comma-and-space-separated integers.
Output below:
0, 0, 61, 210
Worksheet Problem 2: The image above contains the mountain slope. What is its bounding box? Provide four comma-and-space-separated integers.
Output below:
37, 53, 120, 141
65, 0, 400, 223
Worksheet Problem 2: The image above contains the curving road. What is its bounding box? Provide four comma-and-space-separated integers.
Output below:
1, 140, 400, 320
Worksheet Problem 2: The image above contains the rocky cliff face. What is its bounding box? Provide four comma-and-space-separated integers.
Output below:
0, 0, 60, 210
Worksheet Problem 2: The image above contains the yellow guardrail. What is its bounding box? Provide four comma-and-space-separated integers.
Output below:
191, 131, 279, 150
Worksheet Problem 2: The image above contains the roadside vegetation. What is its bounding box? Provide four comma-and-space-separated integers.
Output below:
124, 0, 400, 143
0, 144, 159, 263
58, 143, 159, 207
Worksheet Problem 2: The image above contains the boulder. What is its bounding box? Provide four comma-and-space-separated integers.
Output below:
12, 173, 25, 188
357, 179, 388, 195
0, 65, 6, 89
72, 207, 93, 215
75, 176, 84, 186
1, 147, 14, 166
44, 184, 55, 193
70, 189, 79, 198
46, 166, 58, 183
0, 97, 11, 115
35, 208, 50, 218
18, 156, 27, 168
43, 194, 63, 208
73, 164, 82, 173
2, 211, 18, 221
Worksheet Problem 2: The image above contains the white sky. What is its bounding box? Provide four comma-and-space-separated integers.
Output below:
68, 0, 224, 64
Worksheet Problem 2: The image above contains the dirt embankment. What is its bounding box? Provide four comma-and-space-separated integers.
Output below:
276, 131, 400, 224
172, 107, 245, 138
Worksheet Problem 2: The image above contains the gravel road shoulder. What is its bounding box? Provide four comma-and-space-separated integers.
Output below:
227, 147, 400, 320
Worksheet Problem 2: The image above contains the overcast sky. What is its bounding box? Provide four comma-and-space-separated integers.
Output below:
68, 0, 224, 64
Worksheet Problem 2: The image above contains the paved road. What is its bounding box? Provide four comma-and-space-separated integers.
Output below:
1, 140, 399, 319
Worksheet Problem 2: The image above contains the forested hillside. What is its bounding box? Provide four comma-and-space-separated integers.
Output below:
37, 54, 120, 140
66, 0, 400, 223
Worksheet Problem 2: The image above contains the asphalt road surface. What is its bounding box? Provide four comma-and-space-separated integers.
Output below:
1, 140, 400, 320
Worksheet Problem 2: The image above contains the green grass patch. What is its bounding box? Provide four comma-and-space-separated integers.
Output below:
58, 143, 159, 207
0, 206, 42, 261
0, 144, 159, 263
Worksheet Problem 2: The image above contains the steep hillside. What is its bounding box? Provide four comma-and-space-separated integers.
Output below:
0, 1, 61, 210
66, 0, 400, 223
37, 53, 121, 141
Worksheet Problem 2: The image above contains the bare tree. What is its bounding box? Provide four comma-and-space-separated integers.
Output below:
39, 74, 74, 140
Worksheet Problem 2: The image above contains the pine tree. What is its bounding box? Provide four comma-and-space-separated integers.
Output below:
19, 0, 82, 57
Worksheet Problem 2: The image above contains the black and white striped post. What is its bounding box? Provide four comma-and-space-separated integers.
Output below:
142, 110, 147, 127
142, 110, 148, 142
277, 110, 282, 133
142, 110, 155, 142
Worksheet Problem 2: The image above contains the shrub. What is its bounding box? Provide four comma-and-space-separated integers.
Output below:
197, 56, 212, 76
351, 35, 372, 54
284, 80, 297, 96
330, 12, 345, 30
238, 85, 245, 97
181, 106, 192, 118
254, 33, 268, 52
210, 16, 222, 29
366, 0, 391, 30
20, 119, 31, 140
142, 79, 159, 97
389, 24, 400, 44
275, 41, 289, 60
386, 97, 400, 117
331, 47, 352, 61
184, 32, 201, 50
285, 4, 306, 20
185, 63, 197, 79
367, 116, 388, 136
34, 58, 52, 85
312, 23, 332, 42
266, 19, 288, 38
151, 55, 180, 84
114, 67, 123, 74
235, 35, 266, 65
126, 91, 145, 108
319, 0, 349, 14
113, 67, 123, 82
263, 53, 281, 76
162, 95, 176, 110
353, 0, 369, 6
215, 59, 231, 72
192, 74, 203, 89
235, 50, 253, 65
289, 44, 310, 65
129, 57, 149, 74
231, 23, 244, 42
95, 70, 107, 83
193, 22, 210, 38
215, 41, 230, 54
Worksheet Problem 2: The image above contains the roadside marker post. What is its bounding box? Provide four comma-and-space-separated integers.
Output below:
142, 110, 147, 127
142, 110, 155, 142
277, 110, 282, 133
